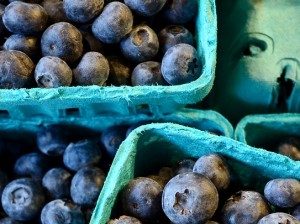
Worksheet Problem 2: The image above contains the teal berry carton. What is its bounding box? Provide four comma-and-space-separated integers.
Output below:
91, 122, 300, 223
0, 0, 217, 119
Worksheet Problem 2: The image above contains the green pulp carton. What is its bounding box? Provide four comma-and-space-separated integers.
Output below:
0, 0, 216, 119
235, 113, 300, 151
91, 122, 300, 223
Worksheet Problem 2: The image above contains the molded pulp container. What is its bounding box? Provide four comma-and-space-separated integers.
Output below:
0, 0, 217, 119
91, 123, 300, 224
235, 113, 300, 151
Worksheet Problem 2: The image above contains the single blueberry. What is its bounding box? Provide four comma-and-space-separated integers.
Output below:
0, 217, 22, 224
276, 137, 300, 161
257, 212, 300, 224
147, 175, 169, 188
100, 125, 128, 159
106, 55, 132, 86
158, 166, 173, 180
161, 43, 202, 85
131, 61, 168, 86
0, 50, 34, 89
158, 25, 195, 55
42, 167, 72, 199
34, 56, 73, 88
162, 172, 218, 224
73, 52, 109, 86
63, 139, 102, 172
124, 0, 167, 17
264, 178, 300, 208
64, 0, 104, 23
3, 34, 39, 59
41, 0, 70, 24
13, 152, 51, 180
41, 22, 83, 64
173, 159, 195, 175
2, 2, 48, 35
221, 191, 270, 224
1, 178, 45, 221
108, 215, 142, 224
41, 199, 85, 224
159, 0, 198, 24
193, 153, 231, 191
70, 166, 106, 207
92, 2, 133, 44
37, 125, 71, 157
80, 29, 104, 53
120, 24, 159, 63
122, 177, 163, 221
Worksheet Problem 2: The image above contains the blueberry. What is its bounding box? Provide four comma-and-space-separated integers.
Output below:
13, 152, 51, 180
160, 0, 198, 24
193, 154, 231, 191
276, 137, 300, 161
41, 199, 84, 224
0, 217, 21, 224
80, 29, 104, 53
131, 61, 168, 86
0, 50, 34, 89
120, 24, 159, 63
221, 191, 270, 224
2, 2, 48, 35
1, 178, 45, 221
34, 56, 73, 88
92, 2, 133, 44
41, 0, 70, 24
108, 215, 142, 224
37, 125, 71, 157
173, 159, 195, 175
70, 166, 106, 207
292, 204, 300, 221
63, 139, 102, 172
41, 22, 83, 64
42, 168, 72, 199
73, 52, 109, 86
158, 166, 173, 180
264, 178, 300, 208
257, 212, 300, 224
147, 175, 169, 188
161, 43, 202, 85
122, 177, 163, 221
100, 125, 128, 159
3, 34, 39, 59
64, 0, 104, 23
162, 172, 219, 224
158, 25, 195, 55
107, 55, 132, 86
124, 0, 167, 17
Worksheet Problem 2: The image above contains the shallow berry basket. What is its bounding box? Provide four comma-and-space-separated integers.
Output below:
0, 0, 217, 119
91, 122, 300, 224
235, 113, 300, 151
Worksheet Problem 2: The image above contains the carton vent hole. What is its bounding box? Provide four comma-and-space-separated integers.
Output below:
276, 67, 294, 111
0, 110, 10, 118
136, 104, 150, 112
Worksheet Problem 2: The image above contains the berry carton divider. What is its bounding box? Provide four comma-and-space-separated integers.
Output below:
234, 113, 300, 151
0, 0, 217, 120
91, 122, 300, 224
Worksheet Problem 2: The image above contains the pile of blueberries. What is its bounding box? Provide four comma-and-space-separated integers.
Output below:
0, 123, 134, 224
110, 153, 300, 223
0, 0, 202, 89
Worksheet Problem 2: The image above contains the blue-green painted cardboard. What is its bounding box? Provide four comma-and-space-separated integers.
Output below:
0, 0, 216, 119
91, 122, 300, 224
235, 113, 300, 151
206, 0, 300, 125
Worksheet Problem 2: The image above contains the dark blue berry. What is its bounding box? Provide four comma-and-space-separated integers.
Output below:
161, 43, 201, 85
80, 29, 104, 53
73, 52, 109, 86
1, 178, 45, 221
92, 2, 133, 44
257, 213, 299, 224
41, 0, 70, 24
70, 167, 106, 207
34, 56, 73, 88
292, 204, 300, 221
63, 139, 102, 172
108, 215, 142, 224
41, 199, 84, 224
64, 0, 104, 23
0, 217, 21, 224
162, 172, 218, 224
124, 0, 167, 17
2, 2, 48, 35
120, 25, 159, 63
107, 55, 132, 86
42, 168, 72, 199
0, 50, 34, 89
41, 22, 83, 64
